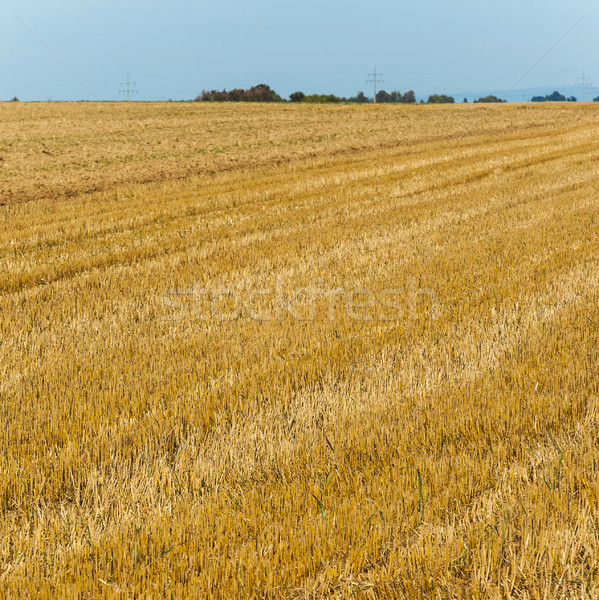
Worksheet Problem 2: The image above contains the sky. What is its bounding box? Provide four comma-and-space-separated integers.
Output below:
1, 0, 597, 101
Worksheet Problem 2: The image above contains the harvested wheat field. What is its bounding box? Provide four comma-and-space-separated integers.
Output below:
1, 101, 599, 598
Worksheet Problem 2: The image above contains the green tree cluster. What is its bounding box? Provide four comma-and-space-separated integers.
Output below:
374, 90, 417, 103
474, 95, 506, 103
291, 91, 374, 103
531, 91, 576, 102
427, 94, 455, 104
196, 84, 283, 102
289, 91, 305, 102
347, 91, 370, 103
301, 93, 343, 103
195, 84, 466, 106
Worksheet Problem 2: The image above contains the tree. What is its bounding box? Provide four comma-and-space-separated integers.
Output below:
373, 90, 417, 104
246, 84, 282, 102
348, 91, 369, 103
531, 91, 569, 102
594, 96, 599, 102
463, 98, 469, 103
228, 88, 244, 102
289, 91, 305, 102
196, 84, 283, 102
427, 94, 455, 104
547, 91, 566, 102
375, 90, 392, 103
302, 93, 343, 103
474, 95, 506, 103
402, 90, 416, 103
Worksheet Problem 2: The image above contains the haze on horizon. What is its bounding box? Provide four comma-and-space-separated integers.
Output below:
1, 0, 597, 102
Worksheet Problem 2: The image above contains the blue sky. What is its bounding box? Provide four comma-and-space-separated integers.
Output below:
1, 0, 597, 101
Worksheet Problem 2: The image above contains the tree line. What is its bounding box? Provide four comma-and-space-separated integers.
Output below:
195, 84, 419, 104
7, 86, 595, 103
531, 91, 577, 102
197, 85, 577, 104
197, 85, 453, 104
195, 84, 458, 104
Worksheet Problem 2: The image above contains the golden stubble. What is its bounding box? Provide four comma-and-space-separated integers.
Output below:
0, 102, 598, 598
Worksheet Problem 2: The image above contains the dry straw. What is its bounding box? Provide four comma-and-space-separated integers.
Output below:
0, 102, 598, 598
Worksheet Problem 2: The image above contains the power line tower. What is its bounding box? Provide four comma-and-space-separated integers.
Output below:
576, 71, 592, 102
366, 66, 384, 103
119, 73, 138, 101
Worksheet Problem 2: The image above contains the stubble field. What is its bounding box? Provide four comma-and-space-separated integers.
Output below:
1, 102, 599, 598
